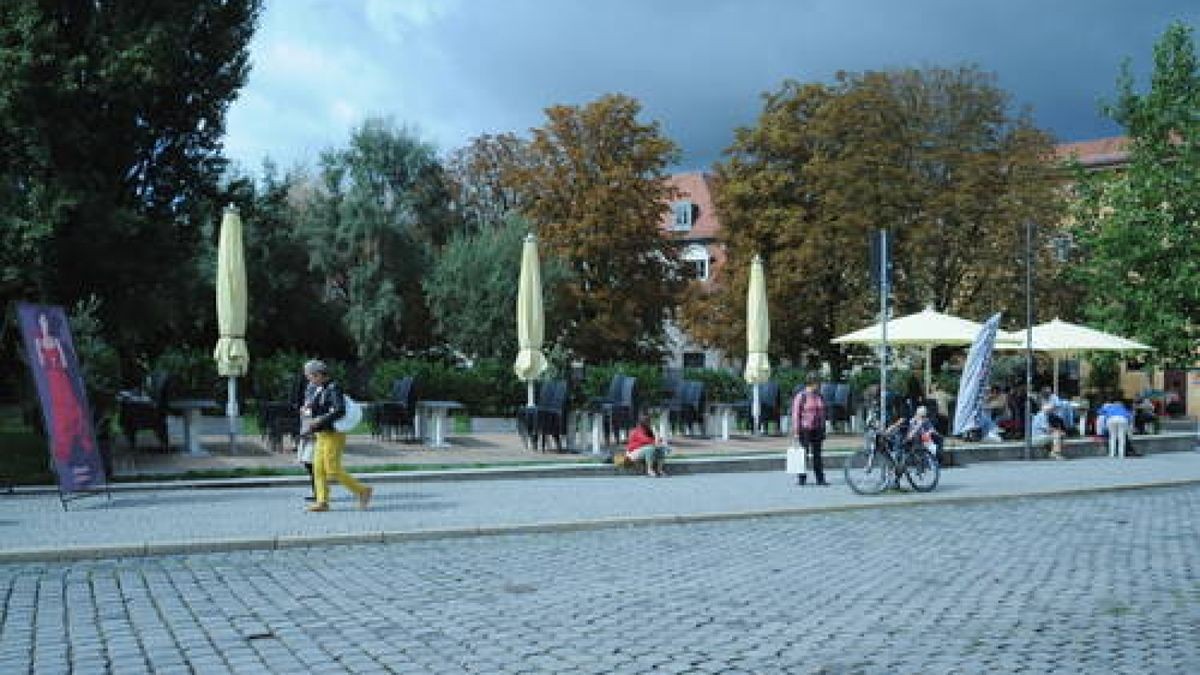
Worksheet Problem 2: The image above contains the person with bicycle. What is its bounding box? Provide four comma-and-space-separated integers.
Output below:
905, 405, 944, 464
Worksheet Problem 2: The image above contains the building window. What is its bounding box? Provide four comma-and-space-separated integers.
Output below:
681, 244, 710, 281
672, 200, 694, 231
683, 352, 706, 369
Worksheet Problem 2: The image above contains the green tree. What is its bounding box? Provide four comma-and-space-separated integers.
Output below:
298, 118, 455, 364
217, 161, 349, 362
423, 215, 571, 360
1068, 22, 1200, 365
510, 94, 684, 362
683, 67, 1063, 370
0, 0, 261, 358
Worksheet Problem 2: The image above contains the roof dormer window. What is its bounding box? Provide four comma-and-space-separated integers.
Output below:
671, 200, 694, 231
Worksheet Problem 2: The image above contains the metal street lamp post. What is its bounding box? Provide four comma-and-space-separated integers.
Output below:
1024, 219, 1034, 461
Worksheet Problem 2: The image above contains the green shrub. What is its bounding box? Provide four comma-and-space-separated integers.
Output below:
685, 368, 743, 402
151, 346, 221, 399
582, 363, 665, 407
248, 350, 314, 401
368, 358, 522, 417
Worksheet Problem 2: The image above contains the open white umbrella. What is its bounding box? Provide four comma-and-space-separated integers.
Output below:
997, 318, 1154, 393
213, 205, 249, 453
833, 307, 1014, 396
743, 255, 771, 431
513, 233, 547, 407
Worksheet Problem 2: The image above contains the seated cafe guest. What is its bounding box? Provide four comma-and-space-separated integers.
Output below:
1134, 397, 1158, 435
905, 405, 944, 464
1031, 402, 1066, 460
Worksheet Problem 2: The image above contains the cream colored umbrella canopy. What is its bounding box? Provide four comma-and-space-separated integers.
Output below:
997, 318, 1154, 393
213, 205, 249, 451
743, 255, 771, 429
513, 233, 547, 406
833, 307, 1014, 395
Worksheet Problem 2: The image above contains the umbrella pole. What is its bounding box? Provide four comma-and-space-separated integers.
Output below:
752, 386, 761, 436
227, 377, 238, 453
1052, 356, 1060, 395
925, 345, 932, 398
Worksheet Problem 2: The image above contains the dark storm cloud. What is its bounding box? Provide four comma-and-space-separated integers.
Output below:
225, 0, 1199, 171
434, 0, 1197, 167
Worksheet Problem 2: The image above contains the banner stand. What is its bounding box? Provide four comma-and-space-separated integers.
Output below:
14, 302, 112, 511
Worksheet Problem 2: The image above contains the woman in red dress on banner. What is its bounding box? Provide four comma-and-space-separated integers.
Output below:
35, 312, 96, 472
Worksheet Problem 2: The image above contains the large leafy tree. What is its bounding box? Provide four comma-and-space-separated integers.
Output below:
444, 133, 531, 236
0, 0, 261, 358
683, 67, 1063, 370
217, 162, 349, 361
1068, 22, 1200, 365
510, 94, 684, 362
298, 118, 455, 364
423, 215, 571, 360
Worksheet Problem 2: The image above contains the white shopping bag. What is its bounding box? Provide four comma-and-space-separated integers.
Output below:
785, 442, 807, 475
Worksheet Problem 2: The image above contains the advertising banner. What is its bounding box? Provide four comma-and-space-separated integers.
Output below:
16, 302, 106, 493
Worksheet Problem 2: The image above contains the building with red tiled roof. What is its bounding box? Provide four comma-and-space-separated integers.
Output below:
1054, 136, 1130, 171
659, 171, 727, 369
659, 171, 727, 284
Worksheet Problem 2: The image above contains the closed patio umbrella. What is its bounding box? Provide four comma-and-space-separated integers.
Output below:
514, 233, 547, 407
953, 313, 1002, 437
214, 205, 249, 453
744, 255, 771, 432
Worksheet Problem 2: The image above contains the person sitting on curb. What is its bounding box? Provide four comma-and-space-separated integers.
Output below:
1133, 397, 1158, 435
626, 415, 670, 477
1031, 402, 1067, 460
905, 405, 944, 464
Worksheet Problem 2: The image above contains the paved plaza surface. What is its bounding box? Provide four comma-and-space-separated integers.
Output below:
1, 481, 1198, 673
1, 452, 1200, 673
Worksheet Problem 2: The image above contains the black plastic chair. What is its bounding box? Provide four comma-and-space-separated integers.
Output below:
591, 374, 639, 446
741, 381, 781, 435
258, 374, 304, 453
676, 380, 707, 436
535, 380, 571, 452
376, 376, 418, 442
116, 370, 172, 451
830, 383, 852, 432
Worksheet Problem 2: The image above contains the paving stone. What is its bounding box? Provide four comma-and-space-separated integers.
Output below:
4, 483, 1200, 671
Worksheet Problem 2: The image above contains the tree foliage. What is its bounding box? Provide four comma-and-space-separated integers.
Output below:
1068, 22, 1200, 365
423, 215, 571, 360
508, 94, 685, 363
682, 67, 1064, 370
297, 118, 454, 364
218, 162, 349, 362
0, 0, 261, 362
444, 133, 531, 236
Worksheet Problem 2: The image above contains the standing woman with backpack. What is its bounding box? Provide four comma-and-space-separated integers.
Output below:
791, 374, 829, 486
302, 360, 373, 512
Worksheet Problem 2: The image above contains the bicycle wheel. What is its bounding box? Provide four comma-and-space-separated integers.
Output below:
905, 449, 940, 492
843, 448, 894, 495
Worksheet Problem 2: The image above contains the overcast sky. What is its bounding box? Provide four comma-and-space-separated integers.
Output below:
223, 0, 1199, 174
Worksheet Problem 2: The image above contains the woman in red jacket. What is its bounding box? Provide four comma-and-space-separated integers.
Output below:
626, 415, 669, 477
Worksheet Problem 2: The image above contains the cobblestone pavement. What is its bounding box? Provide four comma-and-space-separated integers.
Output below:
2, 484, 1198, 674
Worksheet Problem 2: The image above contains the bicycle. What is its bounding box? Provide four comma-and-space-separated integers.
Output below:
843, 419, 940, 494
